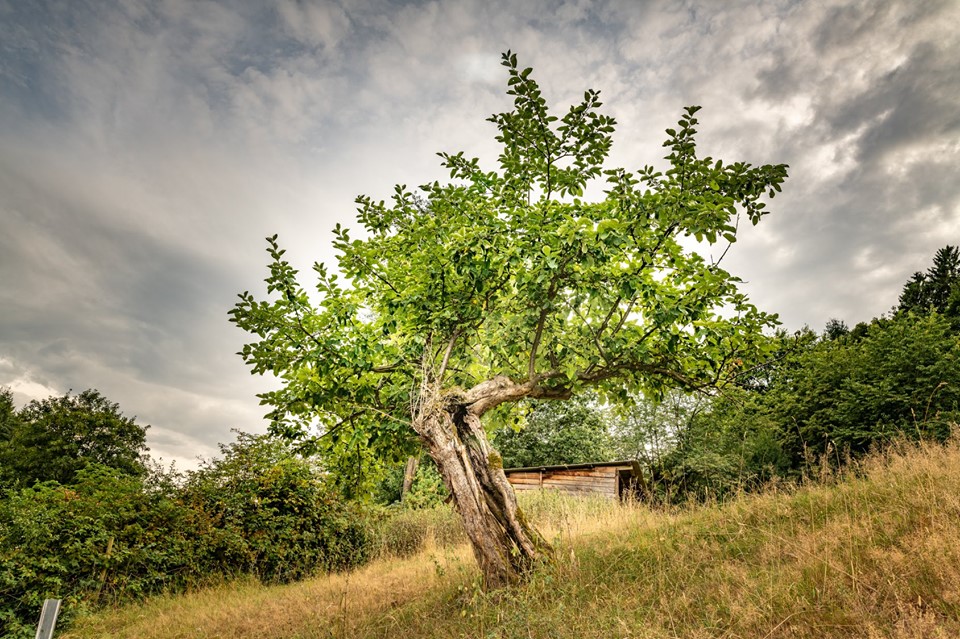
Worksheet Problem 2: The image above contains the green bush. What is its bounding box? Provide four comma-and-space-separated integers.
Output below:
0, 434, 374, 637
0, 466, 199, 637
374, 456, 449, 508
180, 433, 371, 582
647, 312, 960, 503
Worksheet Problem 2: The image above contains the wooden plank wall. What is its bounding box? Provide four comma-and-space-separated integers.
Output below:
506, 466, 621, 499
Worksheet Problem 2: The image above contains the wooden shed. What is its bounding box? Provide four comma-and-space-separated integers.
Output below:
503, 460, 645, 500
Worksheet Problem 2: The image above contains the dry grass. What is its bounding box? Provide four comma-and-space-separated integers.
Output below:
64, 439, 960, 639
59, 541, 475, 639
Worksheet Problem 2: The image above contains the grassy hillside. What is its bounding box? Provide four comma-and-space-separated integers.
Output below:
63, 439, 960, 638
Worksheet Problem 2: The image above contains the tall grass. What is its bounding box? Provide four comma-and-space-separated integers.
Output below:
366, 486, 639, 560
64, 439, 960, 638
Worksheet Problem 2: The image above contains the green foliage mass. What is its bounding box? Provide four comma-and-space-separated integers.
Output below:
899, 245, 960, 318
0, 389, 149, 488
638, 311, 959, 502
375, 456, 449, 508
0, 390, 17, 444
493, 395, 613, 468
764, 311, 958, 459
180, 432, 371, 583
0, 466, 195, 636
0, 429, 370, 637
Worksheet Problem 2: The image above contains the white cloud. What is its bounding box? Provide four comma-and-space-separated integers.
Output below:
0, 356, 61, 406
276, 0, 351, 51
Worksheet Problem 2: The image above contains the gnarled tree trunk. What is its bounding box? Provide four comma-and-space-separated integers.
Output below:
412, 385, 552, 589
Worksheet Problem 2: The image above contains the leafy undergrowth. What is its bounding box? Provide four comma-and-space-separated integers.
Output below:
63, 440, 960, 638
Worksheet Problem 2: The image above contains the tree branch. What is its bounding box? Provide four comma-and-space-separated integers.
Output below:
610, 297, 637, 337
351, 254, 401, 295
463, 371, 570, 416
372, 362, 404, 373
595, 295, 623, 337
438, 330, 461, 380
528, 309, 548, 380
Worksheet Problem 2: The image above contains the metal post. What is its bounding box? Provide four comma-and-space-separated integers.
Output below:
35, 599, 61, 639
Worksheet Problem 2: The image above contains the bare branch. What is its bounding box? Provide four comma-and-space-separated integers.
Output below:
610, 297, 637, 337
438, 330, 461, 380
528, 309, 548, 379
372, 362, 404, 373
711, 213, 740, 268
595, 294, 623, 337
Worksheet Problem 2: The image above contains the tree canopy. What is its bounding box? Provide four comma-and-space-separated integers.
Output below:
0, 388, 149, 488
899, 245, 960, 318
494, 395, 613, 469
231, 51, 788, 587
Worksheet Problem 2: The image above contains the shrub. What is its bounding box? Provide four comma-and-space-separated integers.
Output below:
0, 434, 374, 637
0, 466, 199, 637
374, 456, 449, 508
179, 432, 372, 582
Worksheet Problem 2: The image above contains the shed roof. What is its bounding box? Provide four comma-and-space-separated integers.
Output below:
503, 460, 641, 474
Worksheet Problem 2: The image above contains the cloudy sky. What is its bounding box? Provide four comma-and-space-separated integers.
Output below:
1, 0, 958, 466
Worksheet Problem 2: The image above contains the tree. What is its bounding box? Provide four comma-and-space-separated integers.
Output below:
0, 388, 19, 444
231, 52, 788, 588
0, 389, 149, 488
494, 394, 613, 469
609, 390, 705, 470
899, 271, 929, 312
823, 318, 849, 340
899, 245, 960, 317
927, 246, 960, 311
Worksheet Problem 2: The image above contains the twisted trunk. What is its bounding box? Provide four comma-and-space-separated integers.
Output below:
413, 386, 552, 589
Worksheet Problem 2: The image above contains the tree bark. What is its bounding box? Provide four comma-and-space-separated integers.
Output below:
413, 391, 551, 589
400, 455, 419, 502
